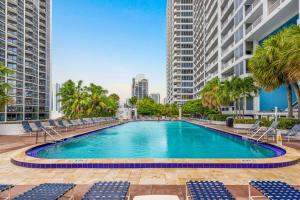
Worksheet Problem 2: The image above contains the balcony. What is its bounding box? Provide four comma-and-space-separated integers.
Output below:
222, 28, 234, 44
245, 0, 261, 17
222, 58, 235, 70
222, 43, 234, 56
246, 15, 263, 35
268, 0, 286, 14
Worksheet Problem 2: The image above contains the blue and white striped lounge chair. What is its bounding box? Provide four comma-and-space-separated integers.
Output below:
13, 183, 75, 200
249, 181, 300, 200
21, 121, 42, 136
82, 181, 130, 200
186, 181, 235, 200
0, 184, 14, 200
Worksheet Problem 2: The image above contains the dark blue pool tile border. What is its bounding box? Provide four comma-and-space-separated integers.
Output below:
15, 120, 299, 169
11, 158, 300, 169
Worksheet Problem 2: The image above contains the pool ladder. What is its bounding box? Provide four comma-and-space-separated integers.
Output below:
41, 127, 64, 143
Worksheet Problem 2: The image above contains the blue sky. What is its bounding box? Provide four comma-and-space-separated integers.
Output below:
52, 0, 167, 102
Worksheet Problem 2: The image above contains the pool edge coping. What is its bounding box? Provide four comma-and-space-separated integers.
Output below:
11, 120, 300, 169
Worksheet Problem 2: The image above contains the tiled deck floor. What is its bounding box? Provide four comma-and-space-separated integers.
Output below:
0, 121, 300, 199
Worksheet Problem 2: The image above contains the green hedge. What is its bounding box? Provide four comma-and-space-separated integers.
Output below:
234, 119, 256, 124
234, 118, 300, 129
208, 114, 233, 121
277, 118, 300, 129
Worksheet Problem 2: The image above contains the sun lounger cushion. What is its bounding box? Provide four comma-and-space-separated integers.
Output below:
82, 181, 130, 200
250, 181, 300, 200
13, 183, 75, 200
0, 184, 13, 192
186, 181, 235, 200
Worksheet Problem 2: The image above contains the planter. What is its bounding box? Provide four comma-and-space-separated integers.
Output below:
233, 123, 253, 129
209, 120, 226, 125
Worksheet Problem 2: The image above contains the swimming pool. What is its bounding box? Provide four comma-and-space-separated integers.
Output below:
30, 121, 283, 159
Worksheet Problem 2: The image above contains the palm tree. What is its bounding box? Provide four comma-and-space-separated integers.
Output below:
0, 65, 14, 110
59, 80, 87, 119
217, 80, 232, 108
249, 31, 294, 118
200, 78, 221, 111
59, 80, 120, 118
86, 83, 108, 117
230, 77, 243, 118
239, 77, 259, 118
280, 25, 300, 118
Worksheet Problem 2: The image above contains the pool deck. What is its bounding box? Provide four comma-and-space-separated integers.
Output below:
0, 120, 300, 198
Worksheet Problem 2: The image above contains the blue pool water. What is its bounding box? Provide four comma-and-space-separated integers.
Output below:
36, 121, 278, 159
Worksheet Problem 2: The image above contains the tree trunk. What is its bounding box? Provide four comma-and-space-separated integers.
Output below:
242, 97, 245, 119
237, 98, 241, 119
286, 82, 293, 118
292, 81, 300, 119
234, 100, 238, 118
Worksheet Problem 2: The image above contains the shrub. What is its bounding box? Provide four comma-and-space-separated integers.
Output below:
208, 114, 233, 121
278, 118, 300, 129
234, 118, 300, 129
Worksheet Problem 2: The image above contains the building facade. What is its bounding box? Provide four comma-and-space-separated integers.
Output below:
150, 93, 160, 104
167, 0, 300, 114
132, 74, 148, 100
0, 0, 51, 122
50, 83, 63, 119
166, 0, 194, 104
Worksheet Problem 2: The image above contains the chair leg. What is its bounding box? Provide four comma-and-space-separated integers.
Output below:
35, 132, 38, 144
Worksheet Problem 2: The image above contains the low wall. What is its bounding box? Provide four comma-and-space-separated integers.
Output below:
0, 123, 24, 135
209, 121, 226, 125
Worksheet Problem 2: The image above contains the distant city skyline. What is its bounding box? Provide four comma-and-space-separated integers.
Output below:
52, 0, 167, 102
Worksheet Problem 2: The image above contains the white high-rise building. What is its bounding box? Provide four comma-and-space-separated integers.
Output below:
167, 0, 300, 114
132, 74, 148, 100
0, 0, 52, 122
166, 0, 194, 104
50, 83, 62, 119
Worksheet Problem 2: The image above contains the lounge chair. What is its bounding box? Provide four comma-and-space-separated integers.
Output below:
13, 183, 75, 200
284, 124, 300, 142
48, 120, 65, 131
63, 120, 75, 129
249, 121, 279, 142
247, 120, 261, 135
186, 181, 235, 200
82, 181, 130, 200
57, 120, 69, 131
0, 184, 14, 200
21, 121, 41, 136
34, 121, 64, 143
249, 181, 300, 200
80, 119, 91, 127
74, 119, 85, 128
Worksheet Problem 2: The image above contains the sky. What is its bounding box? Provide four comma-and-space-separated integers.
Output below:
52, 0, 167, 102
